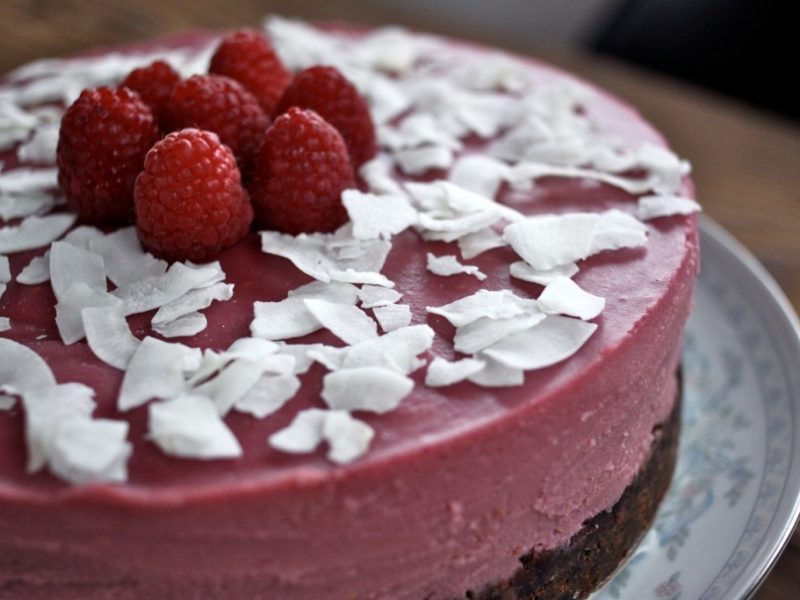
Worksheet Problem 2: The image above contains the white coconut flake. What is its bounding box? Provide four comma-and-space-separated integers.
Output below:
149, 395, 242, 459
17, 122, 59, 163
0, 317, 9, 333
192, 358, 268, 416
322, 367, 413, 413
510, 261, 579, 285
288, 280, 360, 304
55, 282, 121, 345
426, 253, 487, 281
251, 297, 322, 341
152, 282, 233, 325
337, 324, 434, 374
453, 312, 546, 354
268, 408, 327, 454
21, 383, 96, 472
0, 167, 57, 195
303, 298, 378, 345
234, 374, 301, 419
274, 342, 332, 374
118, 337, 203, 411
468, 357, 525, 387
113, 261, 224, 315
357, 285, 402, 308
457, 227, 507, 260
427, 289, 537, 327
503, 213, 597, 271
637, 194, 701, 220
483, 315, 597, 370
82, 304, 140, 369
591, 209, 648, 254
449, 154, 510, 199
394, 145, 454, 175
343, 189, 418, 240
506, 161, 661, 195
47, 418, 131, 485
0, 256, 9, 283
322, 411, 375, 464
0, 213, 75, 254
425, 357, 486, 387
0, 337, 57, 398
153, 312, 208, 338
537, 277, 605, 321
374, 303, 412, 332
17, 253, 50, 284
359, 154, 405, 196
49, 241, 107, 301
89, 226, 167, 287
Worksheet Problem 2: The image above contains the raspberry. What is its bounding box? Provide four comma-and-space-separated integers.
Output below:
121, 60, 180, 128
57, 86, 160, 223
273, 66, 376, 168
249, 108, 355, 235
209, 29, 292, 115
134, 128, 253, 262
163, 74, 269, 173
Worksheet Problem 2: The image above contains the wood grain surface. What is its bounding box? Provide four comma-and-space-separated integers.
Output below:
1, 1, 798, 597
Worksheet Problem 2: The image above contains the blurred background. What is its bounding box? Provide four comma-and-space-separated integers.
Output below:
0, 1, 798, 597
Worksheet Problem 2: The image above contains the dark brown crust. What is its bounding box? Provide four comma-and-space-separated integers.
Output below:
467, 376, 682, 600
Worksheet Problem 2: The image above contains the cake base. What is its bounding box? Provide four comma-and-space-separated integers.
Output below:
469, 375, 682, 600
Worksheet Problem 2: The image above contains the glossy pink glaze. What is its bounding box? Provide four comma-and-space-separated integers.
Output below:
0, 30, 699, 598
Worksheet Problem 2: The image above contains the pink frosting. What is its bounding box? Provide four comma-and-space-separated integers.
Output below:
0, 29, 700, 598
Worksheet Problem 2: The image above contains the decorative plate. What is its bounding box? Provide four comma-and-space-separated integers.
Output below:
592, 218, 800, 600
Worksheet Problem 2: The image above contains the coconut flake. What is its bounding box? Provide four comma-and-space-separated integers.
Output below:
427, 289, 537, 327
234, 374, 301, 419
17, 253, 50, 284
468, 357, 525, 387
454, 312, 546, 354
17, 122, 59, 163
149, 395, 242, 459
322, 411, 375, 464
503, 213, 597, 271
269, 408, 327, 454
374, 303, 412, 332
357, 285, 402, 308
537, 277, 605, 321
288, 280, 360, 304
483, 315, 597, 370
506, 161, 661, 195
449, 154, 510, 199
192, 358, 268, 416
337, 324, 434, 374
153, 312, 208, 338
112, 261, 224, 315
152, 282, 233, 325
251, 297, 322, 341
49, 241, 107, 301
0, 338, 56, 402
322, 367, 413, 413
457, 227, 507, 260
89, 226, 167, 287
274, 342, 333, 374
394, 146, 454, 175
426, 253, 486, 280
591, 209, 648, 254
118, 337, 203, 411
0, 317, 9, 333
637, 194, 701, 220
82, 304, 140, 369
359, 154, 405, 196
343, 189, 418, 240
0, 213, 75, 254
510, 261, 579, 285
0, 256, 9, 283
425, 357, 486, 387
21, 383, 95, 472
303, 298, 378, 345
55, 282, 121, 344
47, 417, 131, 485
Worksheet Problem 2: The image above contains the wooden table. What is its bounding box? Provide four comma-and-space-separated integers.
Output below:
1, 1, 798, 597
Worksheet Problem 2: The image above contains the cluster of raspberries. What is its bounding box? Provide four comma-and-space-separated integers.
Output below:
56, 29, 377, 261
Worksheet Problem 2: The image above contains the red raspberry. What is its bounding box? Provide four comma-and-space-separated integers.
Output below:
249, 108, 355, 235
273, 66, 376, 168
57, 86, 160, 223
134, 128, 253, 262
121, 60, 180, 128
163, 74, 269, 173
209, 29, 291, 115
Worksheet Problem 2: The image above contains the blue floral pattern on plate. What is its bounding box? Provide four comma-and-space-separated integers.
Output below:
591, 219, 800, 600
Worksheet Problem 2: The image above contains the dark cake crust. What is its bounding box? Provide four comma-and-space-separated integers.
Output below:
468, 375, 682, 600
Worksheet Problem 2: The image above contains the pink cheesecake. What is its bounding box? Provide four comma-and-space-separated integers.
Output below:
0, 19, 700, 599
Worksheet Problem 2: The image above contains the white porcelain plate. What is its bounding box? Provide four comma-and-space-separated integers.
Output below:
591, 218, 800, 600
